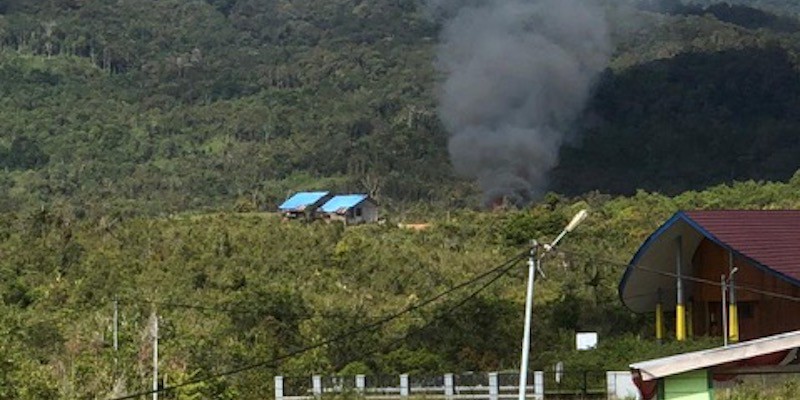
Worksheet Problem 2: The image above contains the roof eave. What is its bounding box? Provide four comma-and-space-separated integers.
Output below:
631, 330, 800, 381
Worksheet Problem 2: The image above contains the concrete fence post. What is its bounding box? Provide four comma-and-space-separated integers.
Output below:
312, 375, 322, 397
400, 374, 410, 397
607, 371, 616, 400
533, 371, 544, 400
444, 373, 455, 400
489, 372, 499, 400
356, 374, 366, 394
606, 371, 640, 400
274, 376, 284, 400
283, 369, 635, 400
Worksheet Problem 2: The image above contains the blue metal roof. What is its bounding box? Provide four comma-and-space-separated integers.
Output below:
278, 192, 330, 211
320, 195, 369, 213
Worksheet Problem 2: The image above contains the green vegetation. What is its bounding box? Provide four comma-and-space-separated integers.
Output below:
0, 1, 799, 213
554, 4, 800, 195
0, 0, 449, 216
2, 0, 800, 398
2, 176, 800, 397
718, 379, 800, 400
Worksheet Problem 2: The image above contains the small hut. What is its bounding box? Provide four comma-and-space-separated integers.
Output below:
277, 191, 332, 220
320, 194, 378, 225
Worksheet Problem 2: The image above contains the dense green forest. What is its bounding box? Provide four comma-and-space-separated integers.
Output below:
0, 0, 799, 213
0, 0, 447, 216
682, 0, 800, 14
2, 0, 800, 398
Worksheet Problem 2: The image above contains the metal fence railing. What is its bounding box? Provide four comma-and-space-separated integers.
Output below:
542, 370, 607, 399
275, 370, 639, 400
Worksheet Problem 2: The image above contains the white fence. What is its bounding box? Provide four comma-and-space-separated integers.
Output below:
274, 371, 640, 400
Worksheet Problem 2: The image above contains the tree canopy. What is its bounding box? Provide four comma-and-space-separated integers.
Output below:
0, 1, 799, 214
2, 0, 800, 397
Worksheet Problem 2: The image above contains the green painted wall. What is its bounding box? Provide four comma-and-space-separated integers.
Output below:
658, 370, 712, 400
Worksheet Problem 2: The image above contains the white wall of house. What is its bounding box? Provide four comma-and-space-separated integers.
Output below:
348, 201, 378, 224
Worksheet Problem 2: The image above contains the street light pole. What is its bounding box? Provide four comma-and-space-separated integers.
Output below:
517, 242, 539, 400
152, 309, 159, 400
518, 210, 588, 400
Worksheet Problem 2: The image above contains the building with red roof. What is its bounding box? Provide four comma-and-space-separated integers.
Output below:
619, 210, 800, 342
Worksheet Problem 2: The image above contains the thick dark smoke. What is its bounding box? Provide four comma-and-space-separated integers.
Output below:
434, 0, 612, 205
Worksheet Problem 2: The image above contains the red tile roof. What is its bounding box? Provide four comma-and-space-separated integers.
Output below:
684, 210, 800, 282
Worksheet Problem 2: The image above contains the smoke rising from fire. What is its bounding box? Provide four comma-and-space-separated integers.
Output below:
434, 0, 612, 205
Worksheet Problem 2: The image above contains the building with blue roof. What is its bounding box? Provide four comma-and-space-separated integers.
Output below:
320, 194, 378, 225
278, 191, 332, 219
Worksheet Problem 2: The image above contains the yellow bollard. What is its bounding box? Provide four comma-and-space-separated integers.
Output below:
676, 304, 686, 341
728, 303, 739, 343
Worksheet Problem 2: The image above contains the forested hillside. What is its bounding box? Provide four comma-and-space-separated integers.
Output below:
2, 178, 799, 398
682, 0, 800, 14
2, 0, 800, 398
552, 1, 800, 195
0, 0, 448, 216
0, 0, 799, 214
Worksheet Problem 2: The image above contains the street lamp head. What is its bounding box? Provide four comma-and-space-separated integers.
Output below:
565, 209, 589, 233
546, 209, 589, 251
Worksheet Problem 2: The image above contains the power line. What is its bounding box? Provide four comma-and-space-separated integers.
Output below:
116, 298, 364, 320
338, 253, 521, 369
118, 299, 252, 314
113, 250, 453, 320
276, 252, 522, 381
110, 250, 528, 400
558, 249, 800, 304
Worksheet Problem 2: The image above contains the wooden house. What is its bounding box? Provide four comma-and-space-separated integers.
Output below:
278, 191, 332, 220
619, 210, 800, 342
320, 194, 378, 225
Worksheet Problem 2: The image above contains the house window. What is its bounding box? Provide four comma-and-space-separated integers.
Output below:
355, 207, 362, 217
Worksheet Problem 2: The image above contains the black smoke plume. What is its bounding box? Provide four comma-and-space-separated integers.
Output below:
434, 0, 612, 205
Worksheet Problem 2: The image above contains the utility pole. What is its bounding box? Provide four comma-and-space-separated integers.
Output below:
151, 309, 159, 400
721, 275, 728, 347
728, 252, 739, 344
114, 296, 119, 353
113, 296, 119, 379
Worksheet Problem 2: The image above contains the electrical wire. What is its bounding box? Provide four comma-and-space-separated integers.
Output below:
557, 248, 800, 304
325, 250, 524, 368
109, 249, 529, 399
116, 242, 800, 398
116, 298, 365, 320
118, 299, 252, 314
113, 249, 459, 320
276, 252, 522, 393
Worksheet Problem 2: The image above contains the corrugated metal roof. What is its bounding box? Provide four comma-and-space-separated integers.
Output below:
684, 210, 800, 281
320, 195, 369, 213
631, 329, 800, 381
278, 191, 330, 211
